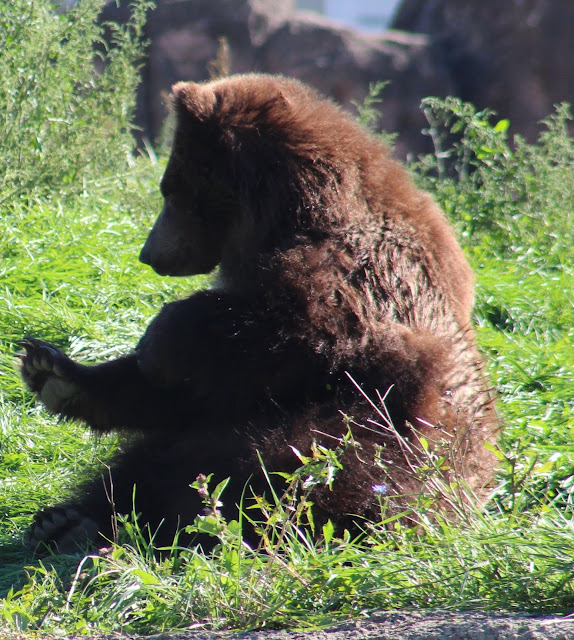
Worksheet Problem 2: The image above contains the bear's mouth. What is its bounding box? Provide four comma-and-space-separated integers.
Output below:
139, 248, 218, 277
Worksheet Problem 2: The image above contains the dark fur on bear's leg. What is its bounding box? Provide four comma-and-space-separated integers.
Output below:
21, 74, 498, 553
25, 430, 257, 553
17, 332, 262, 553
18, 300, 314, 552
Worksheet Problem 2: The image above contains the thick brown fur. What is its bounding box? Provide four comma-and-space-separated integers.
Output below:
20, 74, 497, 552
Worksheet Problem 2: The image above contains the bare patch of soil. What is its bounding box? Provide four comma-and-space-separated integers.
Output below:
49, 610, 574, 640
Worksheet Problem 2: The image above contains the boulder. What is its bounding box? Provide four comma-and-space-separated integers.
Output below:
391, 0, 574, 145
100, 0, 574, 155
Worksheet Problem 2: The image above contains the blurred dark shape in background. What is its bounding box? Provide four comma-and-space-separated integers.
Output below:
99, 0, 574, 157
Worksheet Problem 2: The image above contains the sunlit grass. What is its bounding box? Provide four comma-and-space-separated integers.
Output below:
0, 116, 572, 635
0, 2, 573, 636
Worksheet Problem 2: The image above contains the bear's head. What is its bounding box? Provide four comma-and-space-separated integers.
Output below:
138, 81, 236, 277
139, 74, 360, 279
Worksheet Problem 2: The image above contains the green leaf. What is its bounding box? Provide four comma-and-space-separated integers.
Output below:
322, 519, 335, 544
494, 119, 510, 132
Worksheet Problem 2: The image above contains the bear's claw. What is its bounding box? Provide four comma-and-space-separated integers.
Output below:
18, 337, 80, 413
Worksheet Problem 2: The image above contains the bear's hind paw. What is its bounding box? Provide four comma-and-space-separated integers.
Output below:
27, 506, 102, 555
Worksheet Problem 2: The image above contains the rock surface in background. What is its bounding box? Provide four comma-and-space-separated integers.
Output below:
390, 0, 574, 150
100, 0, 574, 156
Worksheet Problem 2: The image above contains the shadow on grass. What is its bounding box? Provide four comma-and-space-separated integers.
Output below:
0, 537, 32, 598
0, 534, 87, 601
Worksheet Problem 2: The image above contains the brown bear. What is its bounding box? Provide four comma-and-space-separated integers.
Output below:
20, 73, 497, 553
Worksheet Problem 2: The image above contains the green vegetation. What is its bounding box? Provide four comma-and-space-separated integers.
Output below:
0, 1, 573, 636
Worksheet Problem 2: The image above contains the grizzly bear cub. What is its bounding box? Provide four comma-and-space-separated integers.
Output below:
20, 74, 497, 552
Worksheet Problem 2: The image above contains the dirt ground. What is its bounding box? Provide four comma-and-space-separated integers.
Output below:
152, 611, 574, 640
146, 611, 574, 640
36, 610, 574, 640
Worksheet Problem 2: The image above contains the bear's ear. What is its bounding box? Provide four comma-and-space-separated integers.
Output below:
171, 82, 217, 123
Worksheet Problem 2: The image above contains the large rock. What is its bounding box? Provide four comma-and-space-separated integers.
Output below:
100, 0, 293, 144
257, 14, 426, 111
390, 0, 574, 145
100, 0, 429, 151
100, 0, 574, 155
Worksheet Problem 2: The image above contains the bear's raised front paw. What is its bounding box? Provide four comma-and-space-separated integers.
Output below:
27, 506, 102, 554
18, 337, 80, 414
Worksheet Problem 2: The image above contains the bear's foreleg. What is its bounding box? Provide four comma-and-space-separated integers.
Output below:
18, 337, 182, 433
18, 291, 319, 434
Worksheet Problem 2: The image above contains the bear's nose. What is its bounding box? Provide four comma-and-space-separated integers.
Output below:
139, 242, 151, 265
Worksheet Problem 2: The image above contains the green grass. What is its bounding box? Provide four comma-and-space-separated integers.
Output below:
1, 2, 574, 637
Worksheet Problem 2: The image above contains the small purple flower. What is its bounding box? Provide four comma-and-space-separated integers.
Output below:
372, 483, 388, 495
